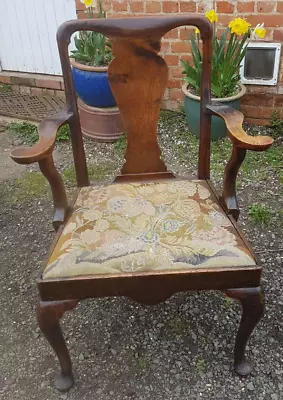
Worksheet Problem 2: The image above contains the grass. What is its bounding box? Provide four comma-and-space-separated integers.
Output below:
0, 84, 12, 93
196, 359, 207, 373
62, 162, 117, 186
248, 204, 271, 226
137, 356, 147, 370
0, 161, 117, 205
270, 112, 283, 138
114, 133, 127, 156
224, 297, 234, 309
7, 121, 70, 144
0, 171, 50, 204
168, 317, 186, 335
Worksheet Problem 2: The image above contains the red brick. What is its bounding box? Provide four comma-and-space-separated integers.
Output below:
197, 1, 209, 13
275, 96, 283, 107
244, 117, 271, 126
179, 27, 195, 40
31, 87, 43, 96
274, 29, 283, 42
162, 1, 179, 13
237, 2, 255, 13
171, 41, 190, 53
261, 107, 277, 119
277, 3, 283, 13
245, 14, 283, 27
36, 78, 61, 90
0, 75, 11, 84
181, 54, 193, 64
146, 1, 161, 13
130, 1, 144, 13
42, 88, 55, 96
241, 93, 275, 107
112, 1, 127, 12
241, 105, 262, 119
164, 54, 179, 66
167, 78, 181, 88
217, 2, 235, 14
169, 89, 184, 101
76, 10, 88, 19
164, 28, 178, 39
180, 2, 196, 13
171, 66, 184, 78
161, 41, 170, 52
257, 1, 276, 13
75, 0, 84, 11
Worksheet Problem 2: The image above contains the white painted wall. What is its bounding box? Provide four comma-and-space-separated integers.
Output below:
0, 0, 77, 75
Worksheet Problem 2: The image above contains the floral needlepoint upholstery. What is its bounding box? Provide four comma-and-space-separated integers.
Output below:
43, 180, 255, 279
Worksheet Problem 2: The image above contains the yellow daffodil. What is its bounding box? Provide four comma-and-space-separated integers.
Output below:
229, 18, 251, 35
254, 23, 266, 39
205, 10, 218, 23
195, 27, 200, 34
80, 0, 95, 8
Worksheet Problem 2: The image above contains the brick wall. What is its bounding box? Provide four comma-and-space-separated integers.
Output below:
76, 0, 283, 125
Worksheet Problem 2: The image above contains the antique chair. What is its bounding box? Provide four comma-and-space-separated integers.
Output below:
10, 16, 273, 392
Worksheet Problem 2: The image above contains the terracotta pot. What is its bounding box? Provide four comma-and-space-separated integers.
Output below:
78, 99, 124, 142
182, 83, 247, 140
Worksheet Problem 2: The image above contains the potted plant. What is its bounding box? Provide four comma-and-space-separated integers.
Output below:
181, 10, 266, 140
70, 0, 123, 142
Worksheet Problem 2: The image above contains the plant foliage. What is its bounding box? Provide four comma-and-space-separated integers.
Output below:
71, 1, 112, 67
181, 11, 266, 98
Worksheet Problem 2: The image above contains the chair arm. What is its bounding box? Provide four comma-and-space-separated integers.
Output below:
10, 111, 73, 164
206, 103, 274, 220
206, 104, 274, 151
10, 111, 73, 231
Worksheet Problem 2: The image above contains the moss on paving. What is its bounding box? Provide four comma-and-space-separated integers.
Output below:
62, 162, 117, 186
7, 121, 70, 144
0, 162, 117, 205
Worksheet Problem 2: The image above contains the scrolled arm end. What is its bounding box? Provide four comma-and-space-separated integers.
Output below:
10, 111, 73, 165
206, 103, 274, 151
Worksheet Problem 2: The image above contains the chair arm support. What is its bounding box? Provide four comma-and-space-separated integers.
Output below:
10, 111, 73, 164
206, 104, 274, 151
10, 111, 73, 231
206, 103, 274, 220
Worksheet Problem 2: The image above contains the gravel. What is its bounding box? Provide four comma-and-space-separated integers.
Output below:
0, 113, 282, 399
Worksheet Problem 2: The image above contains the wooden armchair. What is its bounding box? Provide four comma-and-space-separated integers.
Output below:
10, 16, 274, 392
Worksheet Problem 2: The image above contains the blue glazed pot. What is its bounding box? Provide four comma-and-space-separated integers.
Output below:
182, 83, 246, 141
70, 59, 116, 108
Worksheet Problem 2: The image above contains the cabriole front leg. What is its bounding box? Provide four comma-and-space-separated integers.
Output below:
37, 300, 78, 392
225, 287, 264, 376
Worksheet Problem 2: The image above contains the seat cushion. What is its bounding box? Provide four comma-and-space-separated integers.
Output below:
43, 180, 255, 279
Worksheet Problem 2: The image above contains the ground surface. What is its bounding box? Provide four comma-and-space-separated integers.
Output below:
0, 112, 282, 400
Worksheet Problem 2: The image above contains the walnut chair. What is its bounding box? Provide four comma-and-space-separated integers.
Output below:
10, 16, 274, 392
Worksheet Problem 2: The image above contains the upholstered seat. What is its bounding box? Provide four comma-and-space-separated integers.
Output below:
43, 180, 255, 280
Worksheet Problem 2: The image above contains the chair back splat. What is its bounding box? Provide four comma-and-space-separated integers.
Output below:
57, 16, 213, 182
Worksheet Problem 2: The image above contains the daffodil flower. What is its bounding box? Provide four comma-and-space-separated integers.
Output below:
252, 23, 267, 39
80, 0, 95, 8
205, 10, 218, 23
195, 27, 200, 35
229, 18, 251, 35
